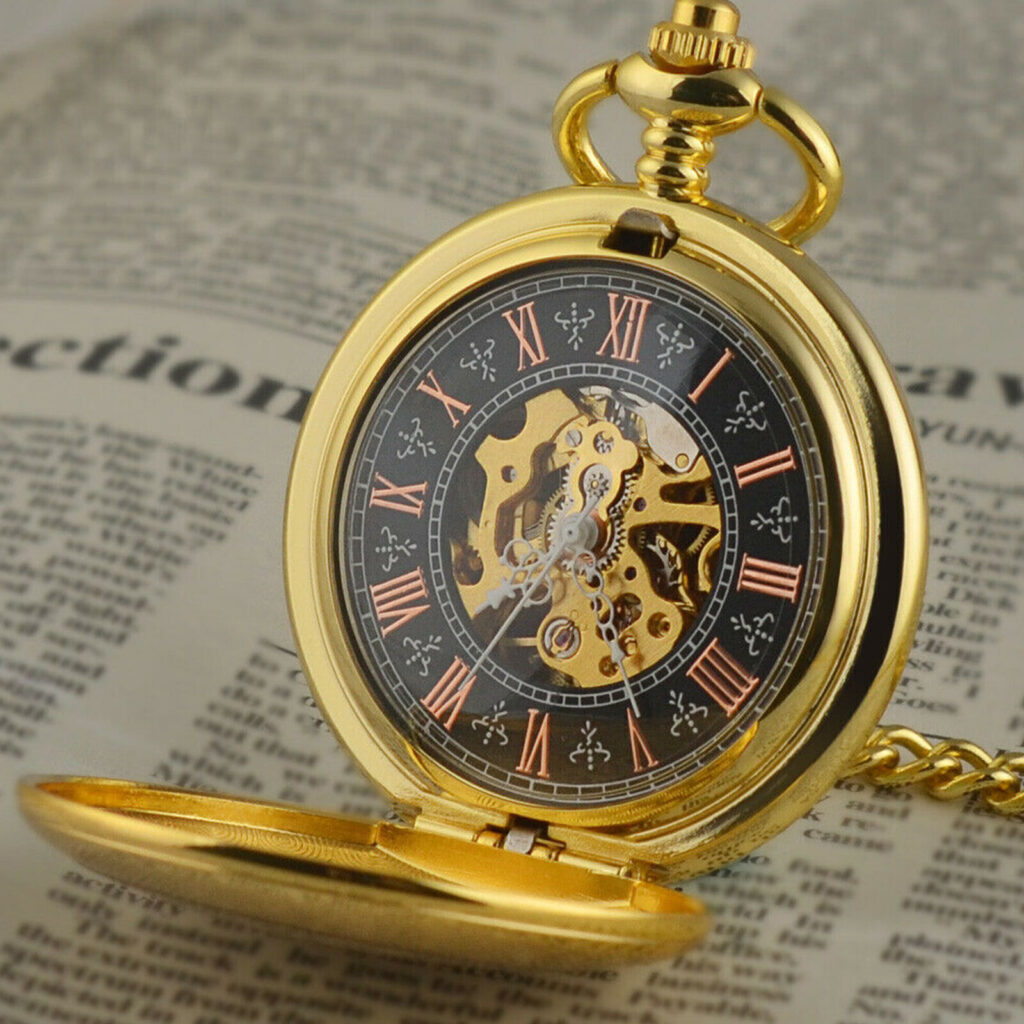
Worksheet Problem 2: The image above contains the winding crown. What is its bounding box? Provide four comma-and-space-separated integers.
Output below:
649, 0, 755, 71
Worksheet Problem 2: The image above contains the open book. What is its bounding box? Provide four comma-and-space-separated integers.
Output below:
2, 1, 1022, 1020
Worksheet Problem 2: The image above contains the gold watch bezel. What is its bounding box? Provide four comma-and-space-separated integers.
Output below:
284, 185, 926, 877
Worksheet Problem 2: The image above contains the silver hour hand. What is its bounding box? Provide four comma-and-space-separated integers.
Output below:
474, 575, 524, 616
473, 539, 551, 616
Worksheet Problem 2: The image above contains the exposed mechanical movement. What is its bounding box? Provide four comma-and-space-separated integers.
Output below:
451, 388, 721, 688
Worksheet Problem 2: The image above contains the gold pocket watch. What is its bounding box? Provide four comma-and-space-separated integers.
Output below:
25, 1, 1019, 969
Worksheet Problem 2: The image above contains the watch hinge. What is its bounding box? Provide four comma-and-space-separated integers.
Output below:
501, 819, 543, 855
602, 208, 679, 259
412, 814, 634, 877
480, 816, 629, 877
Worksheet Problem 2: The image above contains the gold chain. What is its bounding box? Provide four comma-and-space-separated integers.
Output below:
844, 725, 1024, 816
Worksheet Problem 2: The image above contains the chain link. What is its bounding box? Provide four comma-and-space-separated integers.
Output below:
844, 725, 1024, 815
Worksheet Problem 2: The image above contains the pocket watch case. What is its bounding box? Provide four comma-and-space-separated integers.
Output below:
280, 183, 925, 880
20, 776, 708, 968
20, 1, 932, 968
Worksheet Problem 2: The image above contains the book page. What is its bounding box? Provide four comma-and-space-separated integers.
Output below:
1, 2, 1022, 1022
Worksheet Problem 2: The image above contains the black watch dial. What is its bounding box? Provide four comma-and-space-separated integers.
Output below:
339, 258, 826, 807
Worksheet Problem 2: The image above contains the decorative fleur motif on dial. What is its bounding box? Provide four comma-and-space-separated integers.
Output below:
731, 611, 776, 658
569, 719, 612, 771
554, 301, 595, 351
376, 526, 417, 573
347, 260, 823, 806
668, 690, 709, 737
655, 321, 695, 369
396, 417, 436, 459
402, 634, 442, 676
459, 338, 496, 382
751, 495, 798, 544
471, 700, 509, 746
724, 391, 769, 434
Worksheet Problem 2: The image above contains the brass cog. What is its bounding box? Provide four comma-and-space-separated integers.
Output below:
451, 387, 721, 689
542, 468, 636, 573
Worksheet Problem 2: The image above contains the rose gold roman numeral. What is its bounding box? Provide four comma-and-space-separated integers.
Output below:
369, 567, 430, 637
502, 301, 548, 371
369, 474, 428, 518
687, 349, 734, 403
421, 656, 476, 730
597, 292, 651, 363
734, 447, 797, 488
737, 554, 804, 603
515, 708, 552, 778
687, 638, 760, 717
626, 707, 659, 772
416, 369, 471, 428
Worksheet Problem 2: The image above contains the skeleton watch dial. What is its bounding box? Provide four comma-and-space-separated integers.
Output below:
340, 258, 826, 807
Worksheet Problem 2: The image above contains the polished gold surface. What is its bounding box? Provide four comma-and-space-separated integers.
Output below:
551, 60, 619, 189
845, 727, 1024, 815
650, 1, 755, 71
19, 776, 709, 968
21, 2, 942, 966
453, 388, 720, 689
671, 0, 741, 34
284, 184, 928, 873
551, 3, 842, 244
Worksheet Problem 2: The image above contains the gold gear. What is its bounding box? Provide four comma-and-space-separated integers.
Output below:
536, 450, 720, 686
453, 388, 721, 689
454, 389, 580, 617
